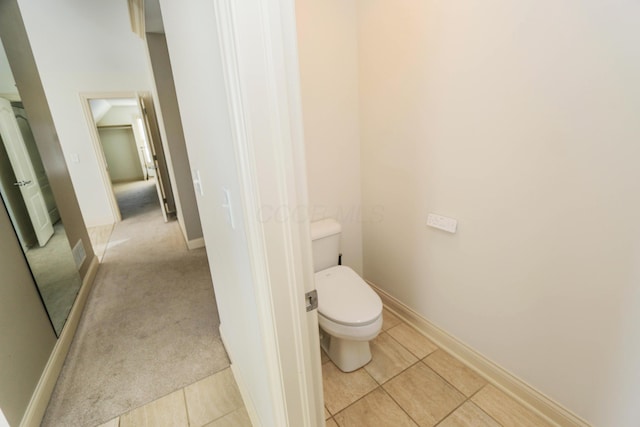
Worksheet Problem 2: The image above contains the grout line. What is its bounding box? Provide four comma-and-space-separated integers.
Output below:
432, 395, 469, 426
466, 384, 505, 427
419, 357, 480, 400
378, 385, 421, 426
330, 385, 381, 420
181, 387, 191, 427
323, 314, 505, 426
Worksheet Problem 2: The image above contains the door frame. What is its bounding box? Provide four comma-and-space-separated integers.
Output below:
79, 91, 134, 223
213, 0, 324, 424
80, 91, 172, 223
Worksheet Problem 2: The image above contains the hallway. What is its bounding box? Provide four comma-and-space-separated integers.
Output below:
42, 180, 230, 427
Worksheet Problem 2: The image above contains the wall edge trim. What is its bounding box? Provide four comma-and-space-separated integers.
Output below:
20, 255, 100, 427
219, 325, 262, 427
186, 236, 205, 250
367, 280, 591, 427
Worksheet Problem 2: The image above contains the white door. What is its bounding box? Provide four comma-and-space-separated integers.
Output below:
0, 98, 53, 247
137, 94, 170, 222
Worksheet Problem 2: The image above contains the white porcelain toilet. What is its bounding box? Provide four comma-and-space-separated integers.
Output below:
311, 218, 383, 372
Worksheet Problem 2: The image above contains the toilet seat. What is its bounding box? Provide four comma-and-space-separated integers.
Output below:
314, 266, 383, 340
318, 312, 382, 341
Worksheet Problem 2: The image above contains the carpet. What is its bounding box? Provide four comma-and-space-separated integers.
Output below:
25, 222, 83, 335
41, 180, 229, 427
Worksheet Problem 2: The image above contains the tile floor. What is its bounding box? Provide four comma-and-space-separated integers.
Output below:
96, 368, 251, 427
322, 308, 554, 427
94, 308, 553, 427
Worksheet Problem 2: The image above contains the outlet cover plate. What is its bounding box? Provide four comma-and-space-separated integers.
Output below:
427, 213, 457, 233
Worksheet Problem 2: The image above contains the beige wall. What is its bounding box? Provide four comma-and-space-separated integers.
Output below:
98, 127, 145, 183
145, 33, 203, 244
0, 201, 57, 426
296, 0, 363, 274
357, 1, 640, 425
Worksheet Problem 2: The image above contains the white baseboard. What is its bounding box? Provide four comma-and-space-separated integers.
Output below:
187, 237, 205, 250
368, 281, 591, 427
20, 256, 100, 427
85, 219, 116, 229
219, 325, 261, 427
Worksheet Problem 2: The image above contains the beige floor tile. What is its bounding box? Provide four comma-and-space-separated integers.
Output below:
96, 418, 119, 427
87, 224, 114, 262
184, 368, 244, 426
322, 362, 378, 414
334, 388, 418, 427
381, 308, 402, 331
364, 332, 418, 384
383, 362, 465, 426
120, 389, 188, 427
326, 418, 339, 427
438, 401, 500, 427
471, 384, 553, 427
424, 350, 486, 396
204, 407, 251, 427
324, 406, 331, 419
387, 323, 438, 359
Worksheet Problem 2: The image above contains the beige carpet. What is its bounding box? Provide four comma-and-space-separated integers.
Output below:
42, 180, 229, 427
25, 222, 83, 335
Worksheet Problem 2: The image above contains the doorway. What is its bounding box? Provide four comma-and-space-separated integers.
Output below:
81, 93, 176, 223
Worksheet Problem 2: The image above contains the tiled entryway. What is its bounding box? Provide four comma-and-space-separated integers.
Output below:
96, 368, 251, 427
323, 309, 553, 427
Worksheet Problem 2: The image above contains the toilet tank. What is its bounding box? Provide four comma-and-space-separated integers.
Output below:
310, 218, 341, 272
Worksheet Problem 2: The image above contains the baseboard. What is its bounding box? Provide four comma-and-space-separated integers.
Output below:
368, 281, 591, 427
219, 325, 261, 427
85, 219, 116, 229
20, 256, 100, 427
187, 237, 205, 250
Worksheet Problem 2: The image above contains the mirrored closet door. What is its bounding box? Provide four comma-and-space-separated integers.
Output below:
0, 42, 82, 336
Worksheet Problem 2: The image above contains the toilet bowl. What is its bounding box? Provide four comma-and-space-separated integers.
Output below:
311, 219, 383, 372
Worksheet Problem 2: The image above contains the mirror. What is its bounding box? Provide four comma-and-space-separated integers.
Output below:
0, 40, 82, 336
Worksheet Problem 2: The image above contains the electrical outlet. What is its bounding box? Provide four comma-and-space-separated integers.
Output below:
72, 240, 87, 268
427, 213, 457, 233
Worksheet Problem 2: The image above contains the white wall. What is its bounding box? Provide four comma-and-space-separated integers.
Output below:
296, 0, 363, 274
17, 0, 151, 226
159, 0, 275, 423
97, 105, 138, 127
0, 39, 17, 96
357, 1, 640, 425
145, 33, 203, 244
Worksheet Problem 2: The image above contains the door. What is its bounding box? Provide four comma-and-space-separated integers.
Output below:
137, 93, 175, 222
14, 105, 59, 224
0, 97, 53, 246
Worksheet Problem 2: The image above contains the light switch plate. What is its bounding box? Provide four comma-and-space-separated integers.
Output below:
427, 213, 457, 233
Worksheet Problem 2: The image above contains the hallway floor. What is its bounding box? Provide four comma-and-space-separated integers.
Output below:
322, 309, 553, 427
42, 180, 231, 427
96, 367, 251, 427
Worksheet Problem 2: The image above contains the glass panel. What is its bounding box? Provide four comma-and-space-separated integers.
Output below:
0, 40, 82, 337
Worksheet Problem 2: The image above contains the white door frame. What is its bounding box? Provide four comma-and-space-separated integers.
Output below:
214, 0, 324, 425
79, 91, 137, 223
80, 91, 172, 223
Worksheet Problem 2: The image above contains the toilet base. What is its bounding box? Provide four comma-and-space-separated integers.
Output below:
320, 329, 372, 372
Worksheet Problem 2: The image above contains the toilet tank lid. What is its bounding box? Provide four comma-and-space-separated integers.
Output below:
310, 218, 341, 240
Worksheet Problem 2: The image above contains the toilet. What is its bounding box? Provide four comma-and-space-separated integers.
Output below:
311, 218, 383, 372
